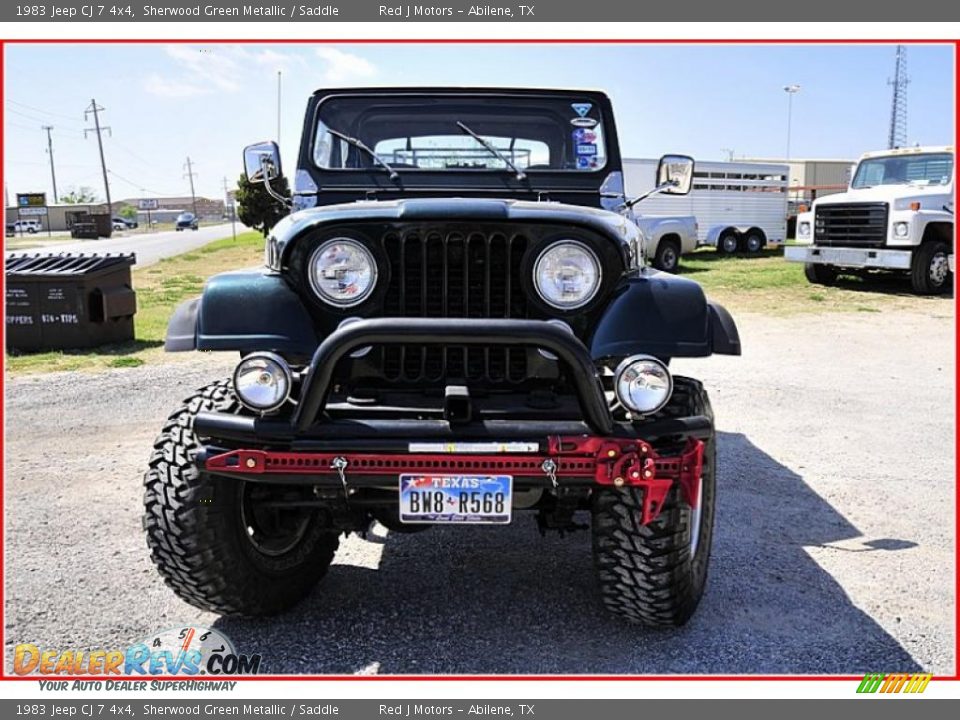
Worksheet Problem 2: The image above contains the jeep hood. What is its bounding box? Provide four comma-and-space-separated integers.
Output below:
267, 198, 642, 268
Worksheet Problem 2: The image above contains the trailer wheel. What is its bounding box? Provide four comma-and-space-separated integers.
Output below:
910, 240, 952, 295
804, 263, 838, 285
743, 228, 765, 253
717, 229, 740, 255
653, 238, 681, 273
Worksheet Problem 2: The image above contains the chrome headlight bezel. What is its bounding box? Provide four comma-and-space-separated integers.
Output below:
613, 354, 673, 416
233, 352, 293, 414
308, 237, 378, 308
532, 240, 603, 311
894, 221, 910, 238
798, 221, 811, 238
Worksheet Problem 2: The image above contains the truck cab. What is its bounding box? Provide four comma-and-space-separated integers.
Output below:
786, 146, 954, 294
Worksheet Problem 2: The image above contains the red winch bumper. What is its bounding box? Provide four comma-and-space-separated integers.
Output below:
204, 436, 704, 525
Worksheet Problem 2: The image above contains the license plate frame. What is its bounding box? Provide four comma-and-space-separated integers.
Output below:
398, 474, 513, 524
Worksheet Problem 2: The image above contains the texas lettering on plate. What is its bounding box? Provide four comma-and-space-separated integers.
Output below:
399, 475, 512, 524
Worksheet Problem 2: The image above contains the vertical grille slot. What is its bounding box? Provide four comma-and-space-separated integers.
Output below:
381, 227, 529, 385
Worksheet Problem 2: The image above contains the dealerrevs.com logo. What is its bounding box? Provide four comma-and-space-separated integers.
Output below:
856, 673, 932, 694
13, 626, 262, 676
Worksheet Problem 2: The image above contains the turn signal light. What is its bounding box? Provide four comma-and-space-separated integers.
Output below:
910, 202, 921, 211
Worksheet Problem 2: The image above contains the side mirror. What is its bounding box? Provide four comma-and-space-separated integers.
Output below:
243, 141, 282, 184
656, 154, 695, 195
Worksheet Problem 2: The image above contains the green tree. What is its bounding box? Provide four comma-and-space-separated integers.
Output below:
60, 186, 99, 204
118, 205, 138, 221
235, 172, 290, 237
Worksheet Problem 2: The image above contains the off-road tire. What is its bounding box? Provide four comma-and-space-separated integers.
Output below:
910, 240, 952, 295
653, 238, 681, 273
591, 377, 716, 627
143, 380, 340, 616
804, 262, 838, 286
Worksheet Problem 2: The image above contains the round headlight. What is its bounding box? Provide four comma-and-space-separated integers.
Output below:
614, 355, 673, 415
533, 241, 602, 310
233, 352, 292, 413
308, 238, 377, 307
798, 221, 811, 238
894, 221, 910, 238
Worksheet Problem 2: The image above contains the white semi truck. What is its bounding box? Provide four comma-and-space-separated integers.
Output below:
786, 146, 954, 294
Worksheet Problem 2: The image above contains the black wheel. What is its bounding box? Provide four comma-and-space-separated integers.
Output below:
591, 377, 716, 627
27, 228, 36, 234
910, 240, 952, 295
653, 238, 681, 273
804, 263, 838, 285
143, 380, 340, 616
743, 228, 765, 253
717, 230, 740, 255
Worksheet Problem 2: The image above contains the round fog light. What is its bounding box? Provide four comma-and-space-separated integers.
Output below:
233, 352, 292, 413
614, 355, 673, 415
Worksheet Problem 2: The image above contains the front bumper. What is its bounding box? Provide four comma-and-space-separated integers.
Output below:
193, 318, 711, 523
784, 245, 912, 270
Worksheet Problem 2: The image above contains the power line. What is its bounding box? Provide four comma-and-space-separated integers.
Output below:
8, 99, 84, 124
84, 98, 113, 211
106, 169, 179, 198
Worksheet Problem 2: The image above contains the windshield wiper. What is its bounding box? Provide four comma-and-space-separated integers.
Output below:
326, 127, 399, 182
456, 121, 527, 181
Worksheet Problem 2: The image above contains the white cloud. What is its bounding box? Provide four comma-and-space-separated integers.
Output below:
145, 45, 304, 98
143, 73, 206, 99
314, 48, 377, 85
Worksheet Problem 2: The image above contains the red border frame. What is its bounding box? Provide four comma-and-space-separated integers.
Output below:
0, 36, 957, 684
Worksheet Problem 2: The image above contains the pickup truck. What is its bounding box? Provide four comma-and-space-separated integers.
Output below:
632, 214, 698, 272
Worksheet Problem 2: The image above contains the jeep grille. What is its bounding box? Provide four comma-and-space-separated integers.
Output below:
381, 228, 530, 384
814, 202, 889, 248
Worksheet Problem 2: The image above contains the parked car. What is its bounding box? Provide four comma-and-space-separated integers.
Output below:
175, 212, 199, 231
632, 214, 698, 272
113, 216, 138, 230
786, 146, 954, 294
10, 219, 42, 234
146, 87, 741, 627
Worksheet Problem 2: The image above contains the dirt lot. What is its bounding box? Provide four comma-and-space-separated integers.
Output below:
4, 301, 954, 675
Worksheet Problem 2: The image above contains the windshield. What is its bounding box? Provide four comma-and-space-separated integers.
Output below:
313, 95, 608, 173
851, 153, 954, 189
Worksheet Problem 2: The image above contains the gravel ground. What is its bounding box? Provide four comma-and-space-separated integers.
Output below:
4, 309, 955, 675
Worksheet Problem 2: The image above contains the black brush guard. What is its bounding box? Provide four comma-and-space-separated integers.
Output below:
192, 317, 712, 447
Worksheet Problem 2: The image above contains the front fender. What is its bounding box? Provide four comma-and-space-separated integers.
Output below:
589, 271, 741, 360
164, 270, 318, 356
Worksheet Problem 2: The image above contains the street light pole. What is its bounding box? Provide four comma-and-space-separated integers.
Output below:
783, 84, 801, 161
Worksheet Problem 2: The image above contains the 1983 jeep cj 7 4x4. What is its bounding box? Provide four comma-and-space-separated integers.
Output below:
145, 88, 740, 627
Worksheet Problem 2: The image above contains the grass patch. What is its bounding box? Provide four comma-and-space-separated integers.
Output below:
6, 230, 264, 375
678, 247, 953, 316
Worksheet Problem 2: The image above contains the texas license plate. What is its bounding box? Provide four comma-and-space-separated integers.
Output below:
399, 474, 512, 524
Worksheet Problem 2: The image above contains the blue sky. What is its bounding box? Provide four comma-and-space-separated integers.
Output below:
3, 43, 954, 202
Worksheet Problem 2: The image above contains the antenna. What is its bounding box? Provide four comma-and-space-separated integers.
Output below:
887, 45, 909, 149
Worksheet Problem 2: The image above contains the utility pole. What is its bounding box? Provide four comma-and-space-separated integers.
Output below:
184, 157, 198, 217
783, 84, 801, 161
223, 176, 236, 242
84, 99, 112, 212
42, 125, 59, 203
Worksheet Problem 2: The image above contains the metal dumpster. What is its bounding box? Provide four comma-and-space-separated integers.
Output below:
5, 253, 137, 352
67, 211, 113, 239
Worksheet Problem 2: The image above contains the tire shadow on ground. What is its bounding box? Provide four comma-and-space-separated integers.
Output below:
213, 431, 923, 676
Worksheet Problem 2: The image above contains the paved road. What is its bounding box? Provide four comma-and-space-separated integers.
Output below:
4, 223, 244, 267
3, 310, 955, 675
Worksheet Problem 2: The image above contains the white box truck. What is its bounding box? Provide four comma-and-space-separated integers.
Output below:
623, 158, 790, 254
785, 146, 954, 294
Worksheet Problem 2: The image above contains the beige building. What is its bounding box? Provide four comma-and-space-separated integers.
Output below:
5, 202, 107, 233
